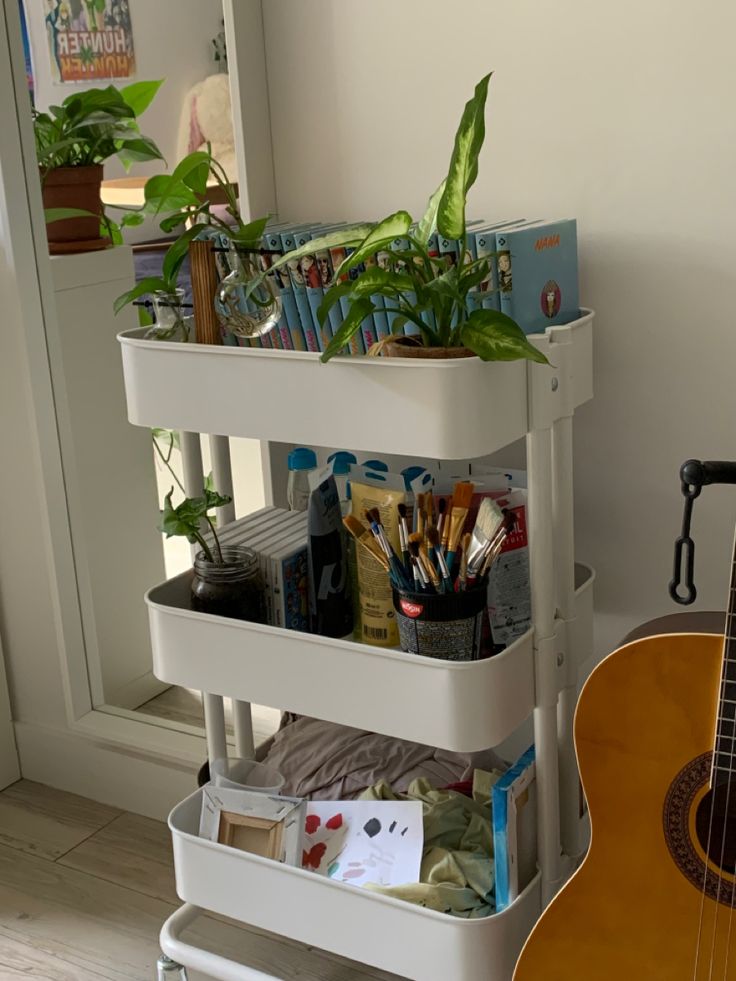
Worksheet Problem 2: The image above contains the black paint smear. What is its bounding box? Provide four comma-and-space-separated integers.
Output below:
363, 818, 382, 838
389, 821, 397, 834
401, 827, 408, 836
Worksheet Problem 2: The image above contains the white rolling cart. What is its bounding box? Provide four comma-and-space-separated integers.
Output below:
118, 308, 594, 981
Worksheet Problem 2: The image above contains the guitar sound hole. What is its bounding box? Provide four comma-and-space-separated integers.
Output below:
695, 781, 736, 874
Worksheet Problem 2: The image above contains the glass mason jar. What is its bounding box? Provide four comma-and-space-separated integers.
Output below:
190, 545, 266, 623
215, 243, 281, 340
145, 288, 190, 342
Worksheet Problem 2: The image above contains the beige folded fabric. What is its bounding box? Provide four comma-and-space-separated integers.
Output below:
359, 771, 502, 918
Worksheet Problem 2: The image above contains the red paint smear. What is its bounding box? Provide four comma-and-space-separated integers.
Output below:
343, 867, 364, 880
303, 842, 327, 870
305, 814, 321, 835
326, 812, 343, 830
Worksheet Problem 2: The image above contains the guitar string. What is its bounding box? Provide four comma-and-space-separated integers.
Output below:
707, 551, 736, 981
695, 602, 733, 980
707, 739, 732, 980
696, 653, 726, 981
722, 568, 736, 981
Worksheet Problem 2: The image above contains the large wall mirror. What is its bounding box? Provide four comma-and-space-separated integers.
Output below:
19, 0, 284, 748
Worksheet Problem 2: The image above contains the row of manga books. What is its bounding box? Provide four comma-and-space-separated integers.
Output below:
218, 216, 578, 352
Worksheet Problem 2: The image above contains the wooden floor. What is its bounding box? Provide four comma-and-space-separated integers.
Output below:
0, 779, 401, 980
137, 686, 282, 748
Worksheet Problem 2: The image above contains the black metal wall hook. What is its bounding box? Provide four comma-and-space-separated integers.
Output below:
669, 459, 736, 605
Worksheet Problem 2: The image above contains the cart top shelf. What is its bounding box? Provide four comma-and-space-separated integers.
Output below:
118, 309, 592, 458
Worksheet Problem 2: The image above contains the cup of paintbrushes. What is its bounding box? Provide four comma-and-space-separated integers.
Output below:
392, 576, 489, 662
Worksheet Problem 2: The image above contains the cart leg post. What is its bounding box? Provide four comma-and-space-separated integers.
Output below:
161, 904, 282, 981
156, 953, 188, 980
527, 426, 563, 905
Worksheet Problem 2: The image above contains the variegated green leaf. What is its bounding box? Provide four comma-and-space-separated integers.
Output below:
246, 224, 374, 301
437, 72, 492, 239
415, 180, 446, 247
332, 211, 412, 281
461, 309, 549, 364
321, 297, 375, 362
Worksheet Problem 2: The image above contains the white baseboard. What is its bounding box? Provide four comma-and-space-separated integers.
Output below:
14, 720, 201, 820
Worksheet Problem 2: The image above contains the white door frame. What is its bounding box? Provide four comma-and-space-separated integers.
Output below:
0, 632, 20, 790
0, 0, 203, 810
0, 0, 275, 816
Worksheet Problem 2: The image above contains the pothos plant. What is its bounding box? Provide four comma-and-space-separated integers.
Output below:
35, 80, 167, 243
158, 484, 232, 565
152, 429, 230, 564
113, 148, 270, 315
246, 72, 548, 366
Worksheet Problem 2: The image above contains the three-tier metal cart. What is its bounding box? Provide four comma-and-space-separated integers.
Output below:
118, 308, 594, 981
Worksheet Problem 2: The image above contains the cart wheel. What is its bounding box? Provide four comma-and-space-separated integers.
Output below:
156, 954, 188, 980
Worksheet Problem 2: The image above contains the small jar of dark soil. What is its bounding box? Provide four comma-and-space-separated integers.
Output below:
191, 545, 265, 622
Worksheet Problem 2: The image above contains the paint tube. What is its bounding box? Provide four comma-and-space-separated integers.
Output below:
348, 468, 408, 648
307, 464, 352, 638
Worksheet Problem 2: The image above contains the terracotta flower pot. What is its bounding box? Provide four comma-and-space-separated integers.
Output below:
41, 164, 111, 255
382, 336, 475, 359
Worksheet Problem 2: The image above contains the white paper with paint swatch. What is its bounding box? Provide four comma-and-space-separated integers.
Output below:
302, 800, 423, 887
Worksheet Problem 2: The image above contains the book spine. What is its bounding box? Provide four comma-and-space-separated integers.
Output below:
492, 786, 511, 912
307, 287, 327, 352
474, 229, 501, 312
279, 286, 306, 350
280, 229, 316, 351
293, 230, 324, 352
495, 230, 514, 319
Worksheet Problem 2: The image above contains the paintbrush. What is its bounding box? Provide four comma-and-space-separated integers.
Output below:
397, 502, 411, 573
408, 538, 430, 590
424, 492, 434, 531
440, 496, 453, 553
458, 532, 471, 591
366, 508, 411, 589
415, 536, 442, 593
342, 515, 390, 572
436, 498, 447, 551
445, 481, 475, 572
479, 510, 517, 577
415, 493, 426, 538
467, 511, 516, 586
467, 497, 504, 568
427, 527, 452, 592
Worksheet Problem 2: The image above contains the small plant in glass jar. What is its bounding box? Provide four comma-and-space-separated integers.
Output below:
158, 486, 265, 623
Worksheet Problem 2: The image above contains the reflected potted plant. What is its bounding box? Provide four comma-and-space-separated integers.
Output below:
34, 80, 164, 254
245, 72, 548, 366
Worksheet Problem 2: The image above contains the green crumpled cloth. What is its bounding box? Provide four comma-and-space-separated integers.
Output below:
358, 770, 502, 918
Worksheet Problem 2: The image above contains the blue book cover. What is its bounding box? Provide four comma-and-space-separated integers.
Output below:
390, 236, 417, 336
280, 227, 318, 352
279, 287, 306, 351
492, 744, 536, 913
307, 286, 329, 352
375, 246, 401, 337
264, 226, 297, 345
496, 219, 579, 334
471, 220, 525, 312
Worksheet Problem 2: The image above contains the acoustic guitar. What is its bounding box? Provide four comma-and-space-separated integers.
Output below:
514, 544, 736, 979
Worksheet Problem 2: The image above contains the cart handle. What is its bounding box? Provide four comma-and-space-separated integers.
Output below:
160, 903, 284, 981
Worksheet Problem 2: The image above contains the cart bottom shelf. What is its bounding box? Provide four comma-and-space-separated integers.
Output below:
169, 789, 541, 981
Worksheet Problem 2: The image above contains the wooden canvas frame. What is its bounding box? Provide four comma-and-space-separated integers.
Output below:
217, 809, 285, 860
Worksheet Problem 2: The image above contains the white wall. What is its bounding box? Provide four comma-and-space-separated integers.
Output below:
261, 0, 736, 660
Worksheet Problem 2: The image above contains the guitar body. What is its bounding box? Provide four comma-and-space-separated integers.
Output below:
514, 632, 736, 980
